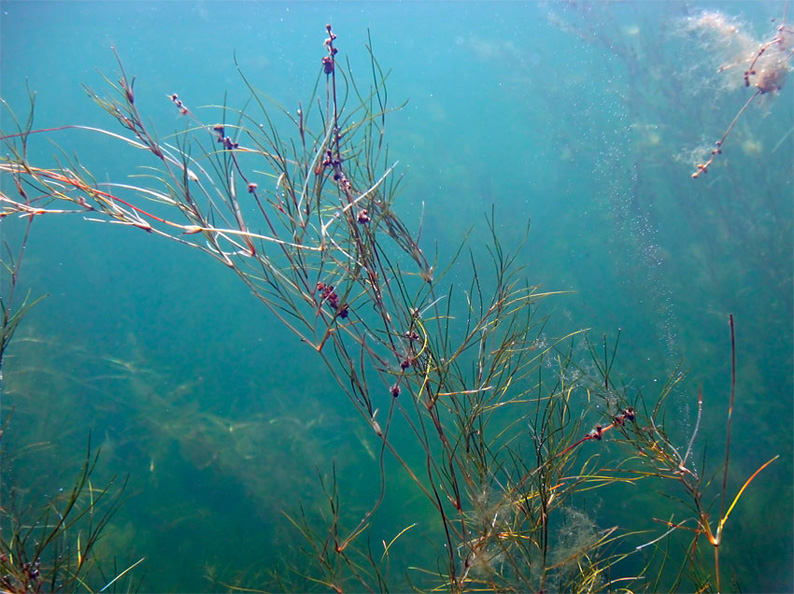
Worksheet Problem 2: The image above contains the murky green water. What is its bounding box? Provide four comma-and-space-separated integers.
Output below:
1, 1, 791, 591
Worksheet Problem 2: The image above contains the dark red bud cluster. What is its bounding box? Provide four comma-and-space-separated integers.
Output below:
212, 124, 239, 150
169, 93, 189, 116
323, 24, 338, 74
317, 282, 349, 319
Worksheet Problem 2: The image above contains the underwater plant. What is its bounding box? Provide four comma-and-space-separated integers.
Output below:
0, 434, 136, 593
0, 23, 781, 593
688, 2, 794, 177
0, 216, 135, 592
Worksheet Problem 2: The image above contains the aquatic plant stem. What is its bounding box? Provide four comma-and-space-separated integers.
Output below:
720, 315, 737, 529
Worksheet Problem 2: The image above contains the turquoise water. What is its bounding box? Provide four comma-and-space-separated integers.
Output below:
1, 1, 791, 591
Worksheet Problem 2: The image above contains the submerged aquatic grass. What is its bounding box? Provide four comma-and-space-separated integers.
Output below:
0, 22, 782, 593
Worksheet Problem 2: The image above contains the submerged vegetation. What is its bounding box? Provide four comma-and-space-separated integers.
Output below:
0, 227, 134, 591
0, 14, 786, 594
686, 2, 793, 177
0, 434, 135, 593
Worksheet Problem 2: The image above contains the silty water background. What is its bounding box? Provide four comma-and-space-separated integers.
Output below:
1, 1, 791, 591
